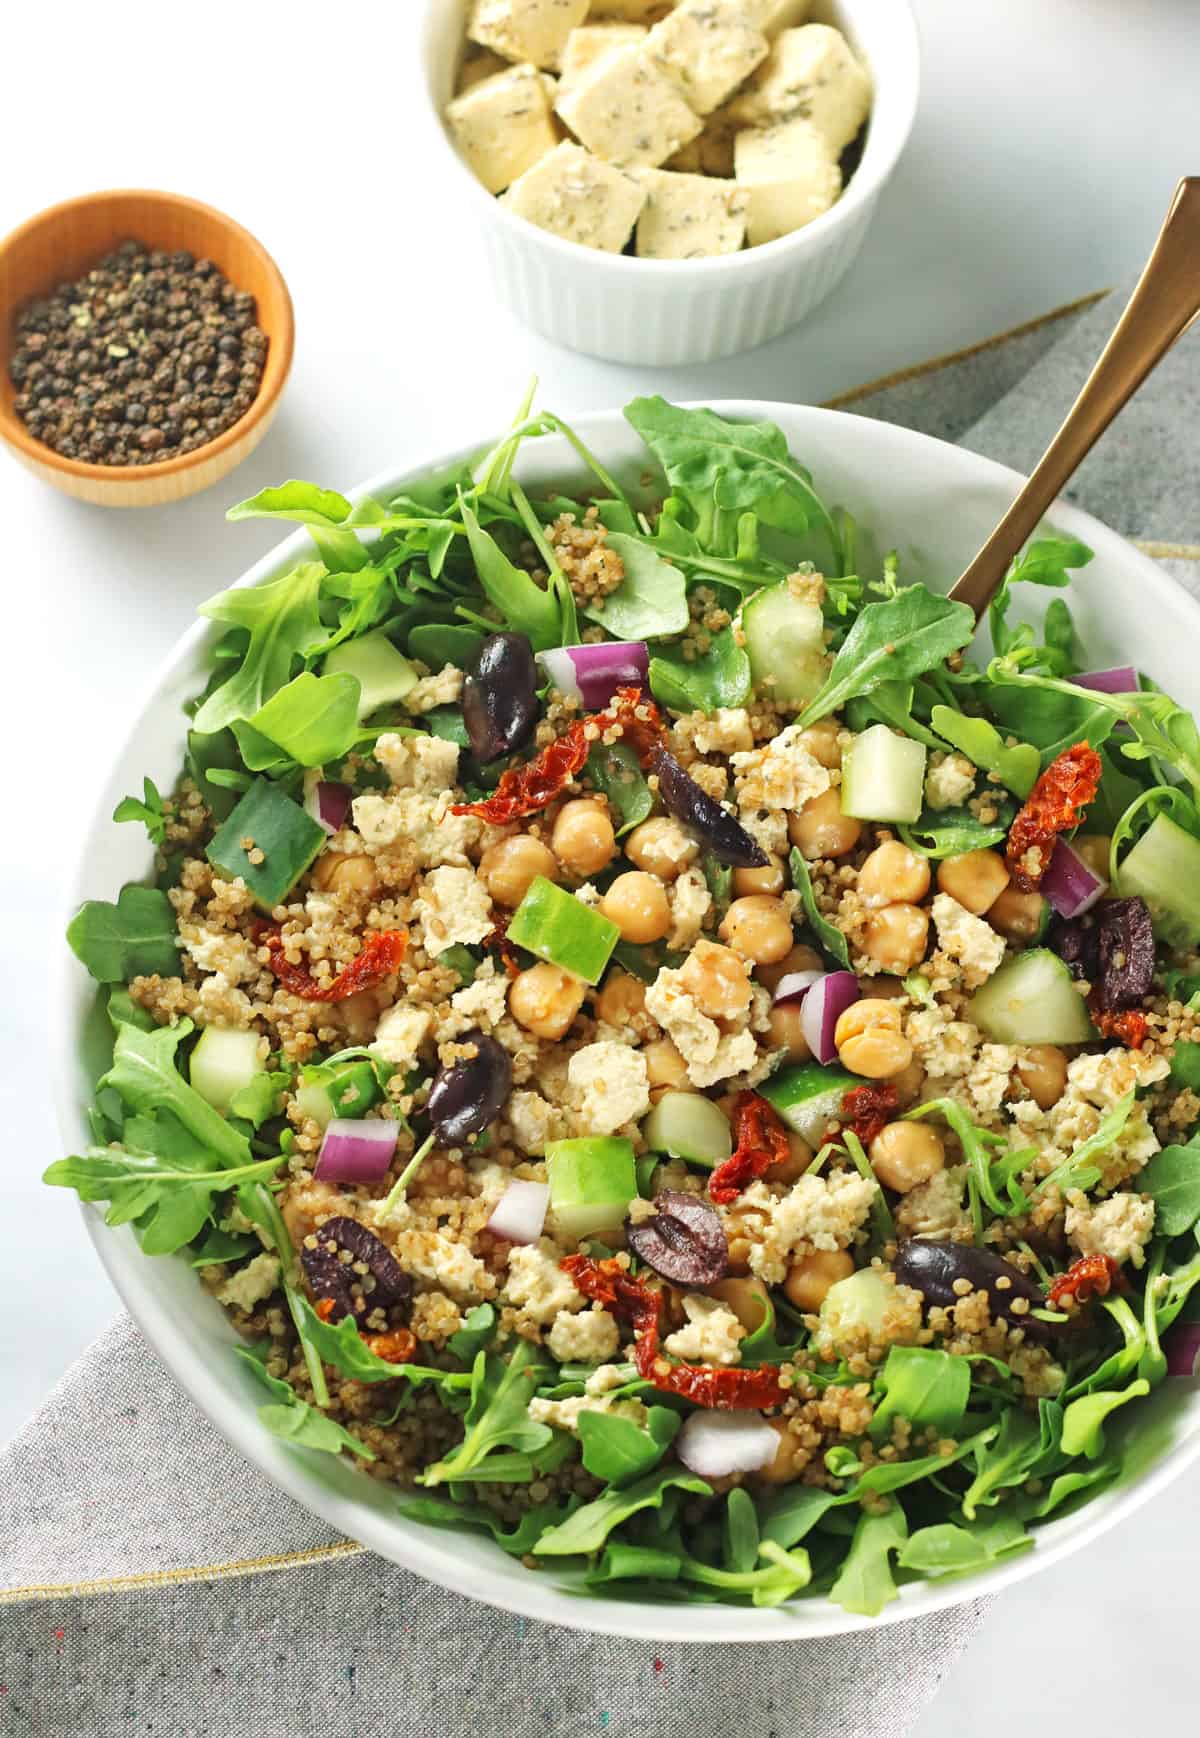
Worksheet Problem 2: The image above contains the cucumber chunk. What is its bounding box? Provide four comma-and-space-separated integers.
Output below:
840, 724, 927, 823
815, 1268, 889, 1359
642, 1091, 732, 1169
324, 630, 418, 720
741, 586, 829, 706
1117, 813, 1200, 946
295, 1059, 384, 1130
508, 877, 619, 985
760, 1061, 857, 1146
206, 778, 327, 910
967, 948, 1095, 1044
189, 1027, 264, 1114
547, 1138, 637, 1240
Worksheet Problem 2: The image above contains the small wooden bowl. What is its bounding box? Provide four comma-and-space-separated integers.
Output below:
0, 189, 294, 508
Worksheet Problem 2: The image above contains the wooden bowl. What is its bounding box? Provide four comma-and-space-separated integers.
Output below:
0, 189, 294, 508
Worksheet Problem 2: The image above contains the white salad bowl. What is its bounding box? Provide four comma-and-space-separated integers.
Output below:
56, 404, 1200, 1641
419, 0, 920, 366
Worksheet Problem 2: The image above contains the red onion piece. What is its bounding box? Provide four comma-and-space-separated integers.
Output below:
305, 778, 352, 836
799, 971, 860, 1065
314, 1118, 399, 1184
771, 970, 823, 1007
677, 1409, 778, 1477
1042, 839, 1108, 919
1165, 1321, 1200, 1378
486, 1179, 550, 1245
539, 642, 649, 709
1075, 665, 1138, 695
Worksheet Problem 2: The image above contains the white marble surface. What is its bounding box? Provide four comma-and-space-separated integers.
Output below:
2, 0, 1198, 1716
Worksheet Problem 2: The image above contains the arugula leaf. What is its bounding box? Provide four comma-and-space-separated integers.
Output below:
101, 1018, 251, 1168
576, 1406, 679, 1486
227, 480, 354, 526
961, 1409, 1041, 1518
243, 671, 361, 768
448, 1303, 498, 1363
789, 848, 851, 968
828, 1504, 908, 1617
987, 538, 1092, 673
898, 807, 1011, 859
929, 705, 1039, 798
399, 1493, 578, 1556
1027, 1458, 1120, 1518
797, 588, 975, 727
585, 741, 653, 836
584, 535, 688, 640
420, 1342, 553, 1486
190, 1224, 258, 1267
723, 1487, 760, 1574
533, 1466, 712, 1556
459, 499, 562, 651
66, 884, 180, 983
1060, 1379, 1149, 1459
586, 1543, 684, 1586
193, 562, 326, 735
408, 624, 484, 669
185, 728, 243, 820
113, 777, 168, 846
702, 851, 733, 921
1139, 1139, 1200, 1236
236, 1347, 374, 1460
897, 1514, 1032, 1577
845, 679, 943, 750
1170, 1040, 1200, 1091
906, 1098, 1032, 1231
292, 1296, 474, 1391
228, 1071, 287, 1129
1035, 1091, 1135, 1196
649, 626, 752, 714
869, 1346, 971, 1442
758, 1486, 838, 1550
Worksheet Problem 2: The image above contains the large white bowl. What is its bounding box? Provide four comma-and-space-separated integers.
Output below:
56, 404, 1200, 1641
419, 0, 919, 365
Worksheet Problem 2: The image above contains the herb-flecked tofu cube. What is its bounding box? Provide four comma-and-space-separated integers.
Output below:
559, 23, 648, 91
745, 0, 812, 35
633, 168, 748, 258
468, 0, 590, 70
587, 0, 676, 19
502, 142, 648, 252
446, 63, 558, 194
643, 0, 770, 116
734, 112, 841, 245
728, 23, 872, 151
555, 44, 703, 168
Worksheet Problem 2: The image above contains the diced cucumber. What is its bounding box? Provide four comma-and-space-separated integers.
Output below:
967, 948, 1095, 1044
840, 724, 927, 823
760, 1061, 857, 1146
1117, 813, 1200, 946
324, 630, 418, 720
546, 1138, 637, 1240
641, 1091, 732, 1169
295, 1059, 384, 1130
189, 1027, 264, 1114
508, 877, 620, 986
207, 778, 327, 911
740, 585, 829, 706
814, 1268, 886, 1358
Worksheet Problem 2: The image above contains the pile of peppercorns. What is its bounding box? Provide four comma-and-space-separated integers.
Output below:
8, 240, 268, 466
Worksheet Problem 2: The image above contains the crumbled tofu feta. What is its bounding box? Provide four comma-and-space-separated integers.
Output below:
747, 0, 813, 32
374, 732, 461, 793
1011, 1047, 1169, 1191
554, 47, 703, 168
741, 809, 789, 856
931, 893, 1006, 989
445, 63, 558, 195
964, 1044, 1018, 1117
574, 882, 603, 909
560, 22, 647, 89
664, 1294, 744, 1364
729, 23, 871, 151
925, 753, 977, 811
674, 708, 755, 757
468, 0, 589, 69
734, 113, 841, 245
732, 1172, 875, 1284
370, 1003, 434, 1069
632, 168, 748, 258
503, 141, 648, 251
643, 0, 769, 115
215, 1253, 280, 1312
568, 1040, 651, 1134
396, 1232, 490, 1300
585, 1361, 636, 1394
413, 865, 494, 952
528, 1392, 650, 1432
1065, 1190, 1156, 1268
449, 959, 510, 1029
1064, 1047, 1170, 1108
894, 1166, 971, 1241
644, 966, 758, 1087
589, 0, 675, 17
905, 1004, 983, 1082
507, 1089, 571, 1155
505, 1238, 584, 1323
666, 864, 713, 950
458, 48, 511, 89
404, 664, 465, 714
730, 722, 832, 812
547, 1305, 621, 1362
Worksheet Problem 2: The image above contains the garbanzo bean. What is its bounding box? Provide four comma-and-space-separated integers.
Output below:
784, 1248, 854, 1312
768, 1130, 814, 1185
887, 1056, 927, 1109
787, 786, 862, 859
936, 848, 1010, 915
311, 852, 379, 898
987, 883, 1048, 942
1016, 1044, 1069, 1110
857, 840, 930, 907
479, 834, 559, 908
732, 855, 786, 897
797, 718, 843, 769
766, 1003, 811, 1064
857, 974, 906, 999
623, 815, 698, 882
508, 962, 585, 1039
869, 1120, 945, 1192
755, 941, 823, 993
595, 971, 647, 1026
757, 1419, 805, 1484
719, 894, 794, 965
552, 799, 615, 878
601, 872, 670, 944
708, 1276, 771, 1334
862, 902, 929, 972
834, 998, 913, 1079
644, 1037, 689, 1091
1074, 834, 1112, 881
679, 939, 752, 1020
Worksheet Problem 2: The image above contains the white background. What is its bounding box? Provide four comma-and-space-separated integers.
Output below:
2, 0, 1199, 1719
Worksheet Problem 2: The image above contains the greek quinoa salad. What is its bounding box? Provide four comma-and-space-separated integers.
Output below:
51, 395, 1200, 1617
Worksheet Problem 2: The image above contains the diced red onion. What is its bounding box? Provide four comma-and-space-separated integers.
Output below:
677, 1409, 778, 1477
314, 1118, 399, 1184
771, 970, 823, 1007
305, 777, 352, 836
1075, 665, 1138, 695
539, 642, 649, 709
1164, 1321, 1200, 1378
1042, 839, 1108, 918
800, 971, 860, 1065
486, 1179, 550, 1245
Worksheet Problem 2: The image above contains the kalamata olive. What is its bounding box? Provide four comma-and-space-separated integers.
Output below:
894, 1238, 1048, 1337
647, 744, 767, 870
625, 1189, 729, 1287
461, 632, 539, 763
427, 1029, 512, 1145
300, 1215, 412, 1323
1047, 909, 1099, 981
1094, 896, 1156, 1010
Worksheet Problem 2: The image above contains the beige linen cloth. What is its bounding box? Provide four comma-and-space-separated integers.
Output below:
2, 285, 1196, 1737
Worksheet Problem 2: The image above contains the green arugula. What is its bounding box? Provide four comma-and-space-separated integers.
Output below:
113, 777, 168, 846
1060, 1380, 1150, 1459
448, 1303, 498, 1363
723, 1487, 760, 1574
243, 671, 362, 768
1035, 1091, 1136, 1196
897, 1514, 1032, 1578
101, 1017, 251, 1168
1139, 1139, 1200, 1236
929, 705, 1039, 798
869, 1346, 971, 1442
534, 1466, 711, 1557
828, 1504, 908, 1617
227, 480, 356, 527
798, 587, 975, 728
898, 807, 1012, 859
906, 1099, 1032, 1232
789, 848, 851, 968
1026, 1459, 1121, 1518
420, 1342, 553, 1486
237, 1347, 374, 1460
961, 1409, 1042, 1518
292, 1297, 474, 1392
190, 1224, 258, 1267
649, 626, 752, 714
987, 537, 1092, 672
585, 741, 653, 836
193, 562, 326, 734
584, 535, 688, 640
185, 727, 243, 820
845, 679, 944, 750
67, 884, 180, 983
576, 1407, 680, 1486
399, 1493, 578, 1556
458, 499, 562, 651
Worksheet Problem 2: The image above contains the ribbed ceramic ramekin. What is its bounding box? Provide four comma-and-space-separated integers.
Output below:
420, 0, 919, 366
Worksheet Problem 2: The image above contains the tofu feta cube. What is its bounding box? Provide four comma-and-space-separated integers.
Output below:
643, 0, 769, 116
468, 0, 589, 70
633, 167, 747, 257
745, 0, 812, 33
503, 142, 648, 251
445, 63, 558, 195
589, 0, 676, 19
555, 45, 703, 168
559, 23, 648, 90
665, 104, 738, 176
457, 48, 511, 90
729, 23, 872, 152
734, 113, 841, 245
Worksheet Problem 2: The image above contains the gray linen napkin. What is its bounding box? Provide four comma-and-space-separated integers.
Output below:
3, 282, 1196, 1737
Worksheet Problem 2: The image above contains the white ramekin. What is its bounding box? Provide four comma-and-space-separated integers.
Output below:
420, 0, 919, 366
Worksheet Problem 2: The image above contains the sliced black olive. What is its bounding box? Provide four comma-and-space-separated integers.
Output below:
1094, 896, 1156, 1011
647, 744, 767, 869
625, 1189, 729, 1287
461, 632, 539, 764
427, 1029, 513, 1146
894, 1238, 1048, 1337
300, 1215, 412, 1323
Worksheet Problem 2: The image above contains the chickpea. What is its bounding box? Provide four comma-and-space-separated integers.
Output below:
784, 1248, 854, 1312
719, 894, 795, 965
601, 872, 671, 944
623, 815, 698, 882
869, 1120, 946, 1193
862, 902, 929, 972
788, 786, 862, 860
757, 1419, 805, 1484
708, 1276, 771, 1335
768, 1130, 814, 1186
797, 718, 845, 769
595, 971, 647, 1027
552, 799, 615, 878
644, 1038, 689, 1092
311, 852, 379, 899
478, 834, 559, 908
834, 999, 914, 1079
857, 974, 906, 1000
679, 939, 752, 1020
508, 962, 586, 1039
987, 882, 1048, 942
766, 1003, 811, 1064
334, 985, 390, 1045
732, 855, 785, 897
756, 941, 823, 993
1075, 834, 1112, 881
888, 1056, 927, 1109
857, 840, 931, 908
1016, 1044, 1069, 1110
937, 848, 1010, 916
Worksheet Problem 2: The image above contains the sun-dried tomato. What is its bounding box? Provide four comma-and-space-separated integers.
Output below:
1047, 1253, 1124, 1308
1006, 743, 1102, 890
258, 926, 407, 1002
840, 1083, 900, 1148
1089, 1004, 1148, 1049
363, 1328, 417, 1364
562, 1253, 787, 1410
314, 1297, 337, 1323
709, 1092, 791, 1205
482, 912, 521, 979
